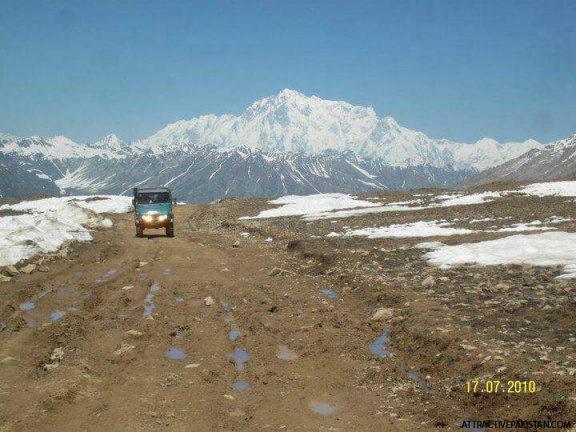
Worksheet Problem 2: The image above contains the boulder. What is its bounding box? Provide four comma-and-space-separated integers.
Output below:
20, 264, 37, 274
370, 307, 395, 321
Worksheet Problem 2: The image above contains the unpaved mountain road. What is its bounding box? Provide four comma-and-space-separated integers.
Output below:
2, 192, 576, 431
0, 204, 435, 431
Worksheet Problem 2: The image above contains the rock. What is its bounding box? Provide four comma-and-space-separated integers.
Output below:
268, 267, 293, 277
114, 344, 136, 356
38, 266, 50, 273
0, 323, 5, 332
137, 261, 148, 268
20, 264, 37, 274
0, 274, 12, 283
232, 241, 241, 248
495, 282, 511, 292
126, 330, 143, 337
122, 285, 135, 291
185, 363, 201, 368
421, 276, 436, 288
0, 356, 17, 364
4, 266, 19, 276
204, 296, 215, 306
460, 344, 477, 351
223, 394, 235, 400
43, 347, 64, 370
370, 307, 395, 321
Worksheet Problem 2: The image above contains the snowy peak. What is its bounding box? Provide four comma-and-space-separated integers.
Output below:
130, 89, 542, 170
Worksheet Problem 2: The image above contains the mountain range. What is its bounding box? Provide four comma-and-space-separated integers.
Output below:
0, 89, 557, 201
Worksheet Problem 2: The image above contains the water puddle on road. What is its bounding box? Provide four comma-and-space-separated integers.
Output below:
226, 348, 250, 371
220, 301, 232, 312
103, 270, 117, 278
369, 329, 391, 357
308, 401, 337, 415
164, 347, 187, 361
19, 302, 36, 311
320, 289, 338, 299
175, 297, 185, 303
150, 283, 160, 292
228, 330, 241, 342
231, 380, 252, 391
143, 294, 156, 318
369, 327, 433, 394
276, 345, 299, 361
50, 311, 66, 322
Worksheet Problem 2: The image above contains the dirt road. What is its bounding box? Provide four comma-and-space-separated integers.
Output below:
0, 204, 439, 431
2, 192, 576, 431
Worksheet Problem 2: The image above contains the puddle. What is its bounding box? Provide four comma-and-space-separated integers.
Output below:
396, 364, 434, 394
164, 347, 187, 360
320, 289, 338, 299
50, 311, 66, 322
369, 328, 433, 394
309, 401, 337, 415
228, 329, 241, 342
175, 297, 185, 303
19, 302, 36, 311
276, 345, 299, 361
369, 329, 390, 357
226, 348, 250, 371
220, 301, 232, 312
163, 268, 171, 275
143, 293, 156, 318
150, 283, 160, 292
231, 380, 252, 391
103, 270, 117, 277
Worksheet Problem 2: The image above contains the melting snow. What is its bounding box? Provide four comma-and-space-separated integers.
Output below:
239, 193, 379, 219
423, 232, 576, 278
337, 221, 475, 239
0, 196, 132, 267
520, 181, 576, 197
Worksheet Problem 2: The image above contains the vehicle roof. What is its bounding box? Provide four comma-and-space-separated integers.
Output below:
135, 187, 171, 193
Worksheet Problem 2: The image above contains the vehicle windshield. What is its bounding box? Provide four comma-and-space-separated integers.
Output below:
136, 192, 171, 204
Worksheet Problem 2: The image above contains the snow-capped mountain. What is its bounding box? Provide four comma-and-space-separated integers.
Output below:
54, 146, 472, 203
131, 89, 543, 170
0, 89, 554, 200
463, 134, 576, 188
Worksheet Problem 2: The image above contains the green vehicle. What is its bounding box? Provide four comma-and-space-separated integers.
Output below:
132, 186, 175, 237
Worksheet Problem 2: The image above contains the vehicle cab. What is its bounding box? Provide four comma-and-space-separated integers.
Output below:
132, 186, 175, 237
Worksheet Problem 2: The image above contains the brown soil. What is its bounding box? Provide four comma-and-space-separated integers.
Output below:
1, 188, 575, 431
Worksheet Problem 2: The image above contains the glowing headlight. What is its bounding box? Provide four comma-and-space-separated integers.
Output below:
142, 215, 153, 222
158, 214, 168, 221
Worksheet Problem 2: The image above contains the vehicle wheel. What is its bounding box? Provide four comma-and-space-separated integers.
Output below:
166, 223, 174, 237
136, 226, 144, 237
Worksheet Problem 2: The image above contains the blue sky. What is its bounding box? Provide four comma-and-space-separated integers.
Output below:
1, 0, 574, 144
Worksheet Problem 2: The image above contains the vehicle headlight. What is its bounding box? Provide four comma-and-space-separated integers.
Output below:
158, 214, 168, 221
142, 215, 153, 222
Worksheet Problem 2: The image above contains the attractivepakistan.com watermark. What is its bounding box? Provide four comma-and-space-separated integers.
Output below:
460, 419, 572, 429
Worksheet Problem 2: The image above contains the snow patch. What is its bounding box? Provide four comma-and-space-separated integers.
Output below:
423, 232, 576, 278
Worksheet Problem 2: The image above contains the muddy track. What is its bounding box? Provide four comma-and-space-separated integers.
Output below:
0, 205, 436, 431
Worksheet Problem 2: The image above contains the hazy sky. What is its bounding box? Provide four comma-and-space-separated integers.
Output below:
1, 0, 574, 144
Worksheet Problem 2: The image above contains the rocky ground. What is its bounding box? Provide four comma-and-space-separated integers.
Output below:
1, 185, 575, 431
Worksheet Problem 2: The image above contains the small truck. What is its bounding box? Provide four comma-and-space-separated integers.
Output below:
132, 186, 175, 237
